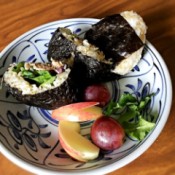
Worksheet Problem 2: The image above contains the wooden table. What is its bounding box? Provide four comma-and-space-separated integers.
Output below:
0, 0, 174, 175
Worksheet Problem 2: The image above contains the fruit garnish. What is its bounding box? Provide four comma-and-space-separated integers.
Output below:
59, 120, 100, 162
52, 102, 103, 121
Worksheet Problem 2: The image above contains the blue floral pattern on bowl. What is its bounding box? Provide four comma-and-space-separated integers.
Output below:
0, 19, 172, 175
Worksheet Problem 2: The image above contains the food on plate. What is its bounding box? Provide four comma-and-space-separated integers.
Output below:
52, 102, 103, 121
2, 11, 156, 162
3, 11, 147, 109
54, 92, 155, 161
48, 11, 147, 84
85, 11, 147, 75
91, 116, 125, 151
59, 120, 100, 162
3, 61, 78, 109
47, 11, 152, 160
83, 84, 110, 106
47, 27, 118, 84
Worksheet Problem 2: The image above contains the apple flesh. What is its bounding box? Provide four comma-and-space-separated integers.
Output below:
91, 116, 125, 151
59, 120, 100, 162
52, 102, 103, 121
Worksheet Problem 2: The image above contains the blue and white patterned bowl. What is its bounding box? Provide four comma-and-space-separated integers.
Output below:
0, 18, 172, 175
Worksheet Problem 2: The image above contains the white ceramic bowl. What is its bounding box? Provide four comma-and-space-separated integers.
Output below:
0, 18, 172, 175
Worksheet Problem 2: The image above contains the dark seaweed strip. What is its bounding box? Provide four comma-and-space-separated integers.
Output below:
4, 75, 79, 110
72, 52, 119, 85
85, 14, 143, 64
47, 28, 76, 64
47, 27, 118, 85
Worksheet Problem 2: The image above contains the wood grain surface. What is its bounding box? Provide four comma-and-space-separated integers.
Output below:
0, 0, 175, 175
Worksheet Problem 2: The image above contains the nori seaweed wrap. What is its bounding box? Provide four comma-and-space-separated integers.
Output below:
72, 52, 118, 84
47, 28, 75, 67
3, 11, 147, 110
85, 11, 147, 75
47, 27, 118, 84
3, 61, 78, 109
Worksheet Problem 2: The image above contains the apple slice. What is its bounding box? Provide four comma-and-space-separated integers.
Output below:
59, 120, 100, 162
52, 102, 103, 121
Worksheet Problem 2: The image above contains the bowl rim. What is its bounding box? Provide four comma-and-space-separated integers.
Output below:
0, 18, 173, 175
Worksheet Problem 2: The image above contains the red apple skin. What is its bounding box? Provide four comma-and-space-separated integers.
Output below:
52, 102, 102, 122
91, 116, 125, 151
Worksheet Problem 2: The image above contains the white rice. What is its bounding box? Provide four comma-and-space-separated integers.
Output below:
112, 11, 147, 75
121, 11, 147, 43
62, 30, 106, 62
76, 39, 105, 61
3, 64, 70, 95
